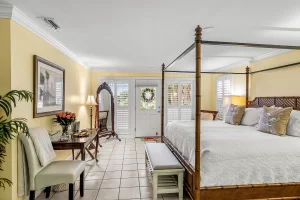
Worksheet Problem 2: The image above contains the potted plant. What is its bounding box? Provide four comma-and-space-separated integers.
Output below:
0, 90, 33, 189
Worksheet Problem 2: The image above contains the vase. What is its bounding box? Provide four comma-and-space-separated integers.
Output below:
60, 125, 70, 140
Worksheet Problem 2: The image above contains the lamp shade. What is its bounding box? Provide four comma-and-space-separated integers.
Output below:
86, 95, 97, 106
223, 95, 246, 106
232, 96, 246, 106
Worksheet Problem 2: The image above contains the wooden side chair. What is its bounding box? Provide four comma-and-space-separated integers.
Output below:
201, 110, 218, 120
19, 131, 85, 200
99, 110, 109, 132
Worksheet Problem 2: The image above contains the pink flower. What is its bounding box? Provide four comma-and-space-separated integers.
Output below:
62, 113, 66, 118
66, 115, 71, 119
56, 113, 59, 117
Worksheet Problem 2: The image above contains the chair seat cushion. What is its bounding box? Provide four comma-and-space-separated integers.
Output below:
146, 143, 183, 170
35, 160, 85, 189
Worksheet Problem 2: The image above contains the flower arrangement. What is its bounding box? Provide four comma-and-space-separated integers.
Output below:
55, 111, 76, 125
55, 111, 76, 137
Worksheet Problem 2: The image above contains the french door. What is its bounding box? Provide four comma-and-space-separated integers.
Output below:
166, 80, 194, 123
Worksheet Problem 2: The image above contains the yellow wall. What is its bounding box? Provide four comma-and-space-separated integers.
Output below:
91, 72, 215, 110
0, 18, 14, 200
0, 20, 92, 199
249, 50, 300, 99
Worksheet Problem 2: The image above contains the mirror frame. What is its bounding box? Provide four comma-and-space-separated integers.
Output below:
95, 82, 115, 131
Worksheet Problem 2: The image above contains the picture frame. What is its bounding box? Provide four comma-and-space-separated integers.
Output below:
34, 55, 65, 118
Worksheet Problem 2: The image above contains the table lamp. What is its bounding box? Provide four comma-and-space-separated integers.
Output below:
223, 96, 246, 106
86, 95, 98, 129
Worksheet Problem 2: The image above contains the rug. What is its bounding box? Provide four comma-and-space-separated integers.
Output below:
140, 136, 160, 143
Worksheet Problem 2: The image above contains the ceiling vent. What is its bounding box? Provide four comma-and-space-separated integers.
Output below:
38, 17, 60, 30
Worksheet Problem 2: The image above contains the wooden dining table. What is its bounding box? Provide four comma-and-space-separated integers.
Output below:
51, 129, 99, 162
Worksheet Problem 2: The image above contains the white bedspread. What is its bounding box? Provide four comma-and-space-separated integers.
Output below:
165, 120, 300, 187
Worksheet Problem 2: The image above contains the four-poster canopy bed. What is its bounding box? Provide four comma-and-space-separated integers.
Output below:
161, 26, 300, 200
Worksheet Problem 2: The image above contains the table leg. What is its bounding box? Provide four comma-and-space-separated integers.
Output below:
95, 134, 99, 162
72, 149, 75, 160
80, 171, 84, 197
85, 147, 95, 159
81, 147, 85, 161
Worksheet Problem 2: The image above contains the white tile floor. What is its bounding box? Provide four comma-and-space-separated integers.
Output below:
36, 138, 191, 200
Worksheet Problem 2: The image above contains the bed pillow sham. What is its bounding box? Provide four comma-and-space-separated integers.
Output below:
240, 108, 263, 126
225, 104, 246, 125
257, 106, 292, 136
286, 110, 300, 137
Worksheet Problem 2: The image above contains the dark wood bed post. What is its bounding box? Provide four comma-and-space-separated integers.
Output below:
246, 66, 250, 107
161, 63, 165, 143
195, 25, 202, 200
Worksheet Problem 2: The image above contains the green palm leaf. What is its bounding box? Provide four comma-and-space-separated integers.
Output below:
0, 90, 33, 117
0, 90, 33, 189
0, 178, 12, 189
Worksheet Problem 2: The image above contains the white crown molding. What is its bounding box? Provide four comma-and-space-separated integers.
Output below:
214, 49, 292, 72
0, 4, 13, 18
251, 49, 291, 62
213, 59, 251, 72
90, 66, 161, 73
0, 5, 89, 69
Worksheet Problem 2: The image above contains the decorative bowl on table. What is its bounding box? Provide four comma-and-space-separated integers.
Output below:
73, 131, 90, 138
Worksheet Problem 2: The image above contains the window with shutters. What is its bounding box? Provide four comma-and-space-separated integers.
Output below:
216, 75, 232, 120
116, 82, 129, 133
167, 81, 193, 122
100, 81, 130, 134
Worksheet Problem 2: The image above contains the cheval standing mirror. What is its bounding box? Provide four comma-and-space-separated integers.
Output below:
95, 82, 121, 141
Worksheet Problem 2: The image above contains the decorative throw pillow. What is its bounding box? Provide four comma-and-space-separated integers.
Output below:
257, 106, 292, 136
286, 110, 300, 137
240, 108, 263, 126
225, 104, 246, 125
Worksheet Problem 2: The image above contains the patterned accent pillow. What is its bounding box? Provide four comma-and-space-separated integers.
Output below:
286, 110, 300, 137
225, 104, 246, 125
257, 106, 292, 136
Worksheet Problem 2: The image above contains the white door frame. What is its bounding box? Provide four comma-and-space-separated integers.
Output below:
97, 76, 194, 138
135, 79, 162, 137
98, 76, 162, 138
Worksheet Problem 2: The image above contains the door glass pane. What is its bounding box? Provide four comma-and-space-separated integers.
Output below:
181, 84, 192, 106
117, 83, 128, 106
140, 87, 156, 110
168, 84, 178, 106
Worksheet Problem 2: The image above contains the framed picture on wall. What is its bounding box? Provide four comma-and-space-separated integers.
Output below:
34, 55, 65, 118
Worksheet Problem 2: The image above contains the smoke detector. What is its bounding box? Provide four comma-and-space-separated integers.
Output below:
38, 17, 61, 30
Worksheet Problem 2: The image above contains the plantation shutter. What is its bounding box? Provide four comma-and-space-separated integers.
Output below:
180, 83, 192, 120
116, 82, 129, 133
167, 83, 179, 122
167, 82, 193, 122
216, 75, 232, 120
216, 79, 224, 120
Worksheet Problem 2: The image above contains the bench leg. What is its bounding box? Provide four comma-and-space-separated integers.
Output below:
153, 173, 158, 200
145, 151, 147, 166
178, 172, 183, 200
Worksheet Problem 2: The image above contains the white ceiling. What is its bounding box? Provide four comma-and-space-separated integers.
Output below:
1, 0, 300, 72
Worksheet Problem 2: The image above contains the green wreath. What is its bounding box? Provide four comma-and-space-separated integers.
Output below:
141, 88, 155, 102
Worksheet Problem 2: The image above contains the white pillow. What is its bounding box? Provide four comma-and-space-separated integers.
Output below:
286, 110, 300, 137
240, 108, 263, 126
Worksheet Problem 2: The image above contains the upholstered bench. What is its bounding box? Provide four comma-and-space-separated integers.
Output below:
145, 143, 184, 200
